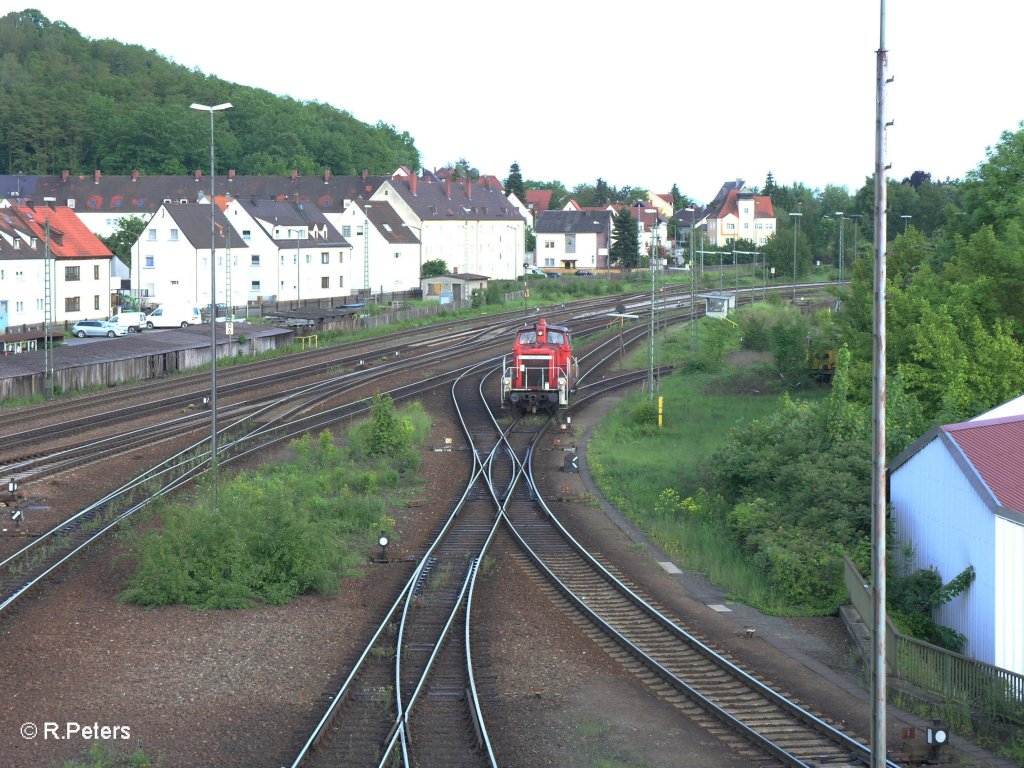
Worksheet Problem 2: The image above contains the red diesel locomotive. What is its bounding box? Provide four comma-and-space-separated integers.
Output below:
501, 317, 577, 412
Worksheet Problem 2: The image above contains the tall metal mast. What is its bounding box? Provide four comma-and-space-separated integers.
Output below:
872, 2, 890, 765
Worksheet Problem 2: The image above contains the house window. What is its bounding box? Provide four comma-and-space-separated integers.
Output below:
65, 266, 80, 281
65, 296, 80, 312
305, 254, 311, 264
321, 252, 329, 264
242, 230, 252, 242
93, 265, 100, 280
94, 295, 100, 310
145, 256, 155, 268
356, 226, 364, 236
251, 280, 261, 291
338, 276, 344, 288
148, 229, 157, 240
251, 255, 260, 266
544, 240, 555, 249
321, 276, 329, 289
15, 270, 24, 280
170, 228, 179, 241
342, 225, 351, 237
16, 301, 24, 312
394, 252, 400, 259
339, 253, 344, 264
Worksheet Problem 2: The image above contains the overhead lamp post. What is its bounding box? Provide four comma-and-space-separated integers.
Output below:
685, 206, 696, 349
789, 212, 802, 301
835, 210, 843, 282
190, 101, 232, 512
901, 214, 912, 234
849, 213, 862, 270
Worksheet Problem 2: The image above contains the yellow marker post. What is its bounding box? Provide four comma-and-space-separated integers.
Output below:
658, 395, 664, 428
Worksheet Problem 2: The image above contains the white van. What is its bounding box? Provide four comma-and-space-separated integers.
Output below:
108, 311, 147, 333
145, 305, 202, 329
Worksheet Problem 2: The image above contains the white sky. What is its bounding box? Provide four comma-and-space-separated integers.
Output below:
13, 1, 1024, 203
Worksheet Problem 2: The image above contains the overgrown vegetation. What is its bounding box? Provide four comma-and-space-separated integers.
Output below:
61, 743, 155, 768
120, 396, 429, 609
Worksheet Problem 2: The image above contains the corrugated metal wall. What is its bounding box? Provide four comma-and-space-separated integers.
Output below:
995, 516, 1024, 674
890, 437, 997, 665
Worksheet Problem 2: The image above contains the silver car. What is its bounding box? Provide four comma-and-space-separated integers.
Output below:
70, 320, 128, 338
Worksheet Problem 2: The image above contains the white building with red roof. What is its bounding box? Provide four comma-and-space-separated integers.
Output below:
705, 183, 776, 247
0, 200, 115, 326
889, 399, 1024, 675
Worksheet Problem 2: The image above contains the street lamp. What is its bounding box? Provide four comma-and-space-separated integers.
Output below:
789, 212, 802, 301
685, 206, 696, 350
835, 212, 846, 283
190, 101, 232, 511
901, 214, 912, 234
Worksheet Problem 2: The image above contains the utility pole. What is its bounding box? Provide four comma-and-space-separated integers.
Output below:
871, 3, 890, 765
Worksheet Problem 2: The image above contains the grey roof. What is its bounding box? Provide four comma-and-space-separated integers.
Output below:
236, 198, 349, 248
161, 203, 247, 250
352, 200, 420, 244
533, 210, 612, 234
386, 175, 524, 223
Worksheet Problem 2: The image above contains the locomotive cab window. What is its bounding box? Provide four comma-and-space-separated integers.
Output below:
517, 331, 536, 345
547, 330, 565, 345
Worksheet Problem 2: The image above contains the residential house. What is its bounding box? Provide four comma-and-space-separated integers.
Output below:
647, 192, 674, 220
888, 399, 1024, 675
0, 200, 114, 326
705, 181, 776, 247
132, 203, 247, 308
533, 210, 613, 271
226, 198, 351, 303
370, 173, 523, 281
336, 200, 421, 293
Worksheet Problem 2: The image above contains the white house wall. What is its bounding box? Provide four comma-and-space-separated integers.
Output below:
890, 437, 997, 665
140, 209, 202, 305
994, 516, 1024, 674
1, 257, 112, 325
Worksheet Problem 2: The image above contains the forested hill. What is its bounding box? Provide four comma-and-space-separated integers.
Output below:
0, 9, 421, 177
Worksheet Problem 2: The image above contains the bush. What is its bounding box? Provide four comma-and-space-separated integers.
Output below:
121, 409, 430, 609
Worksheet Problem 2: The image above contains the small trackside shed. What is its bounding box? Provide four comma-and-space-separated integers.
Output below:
888, 402, 1024, 675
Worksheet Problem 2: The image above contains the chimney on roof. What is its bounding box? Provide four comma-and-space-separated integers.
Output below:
445, 180, 451, 199
228, 169, 235, 180
410, 175, 417, 196
61, 170, 69, 183
323, 169, 331, 184
94, 170, 101, 184
194, 170, 202, 180
131, 170, 139, 182
362, 170, 368, 181
466, 181, 472, 200
290, 170, 298, 182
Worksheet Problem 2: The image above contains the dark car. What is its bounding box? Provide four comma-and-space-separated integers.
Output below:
574, 269, 594, 276
545, 271, 561, 278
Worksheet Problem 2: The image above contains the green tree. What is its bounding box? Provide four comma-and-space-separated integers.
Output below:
420, 259, 447, 277
98, 214, 146, 266
610, 206, 639, 268
505, 161, 525, 202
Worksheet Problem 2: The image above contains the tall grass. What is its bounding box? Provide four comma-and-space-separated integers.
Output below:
587, 321, 829, 614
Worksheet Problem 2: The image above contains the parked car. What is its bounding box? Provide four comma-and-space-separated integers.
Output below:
71, 320, 128, 338
545, 271, 562, 278
574, 270, 594, 276
108, 311, 147, 333
145, 304, 202, 328
524, 266, 547, 276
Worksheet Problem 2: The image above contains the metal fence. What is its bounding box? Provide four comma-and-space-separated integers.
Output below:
844, 557, 1024, 727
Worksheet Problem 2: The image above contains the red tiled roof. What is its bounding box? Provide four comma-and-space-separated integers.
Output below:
525, 189, 553, 211
943, 415, 1024, 514
714, 189, 775, 220
3, 204, 112, 259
